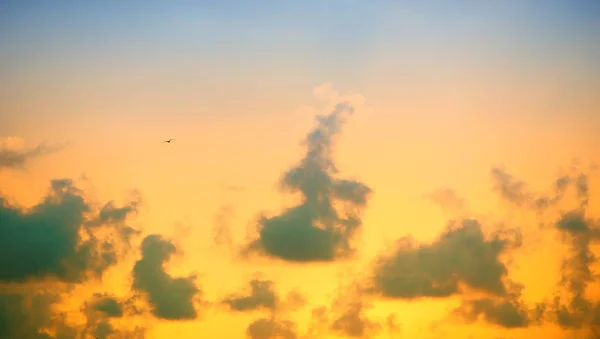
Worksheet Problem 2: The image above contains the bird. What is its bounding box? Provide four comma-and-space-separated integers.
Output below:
162, 138, 175, 144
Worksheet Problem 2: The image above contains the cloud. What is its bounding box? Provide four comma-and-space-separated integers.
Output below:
304, 283, 383, 338
425, 188, 466, 213
487, 165, 600, 333
0, 289, 77, 339
550, 210, 600, 330
310, 83, 369, 120
246, 318, 298, 339
370, 219, 514, 299
212, 205, 234, 248
132, 234, 201, 320
330, 300, 380, 338
223, 279, 278, 312
0, 178, 146, 338
0, 179, 139, 283
385, 314, 401, 338
491, 167, 531, 206
491, 166, 591, 212
77, 292, 147, 339
224, 276, 306, 338
89, 294, 124, 318
0, 137, 62, 170
242, 102, 372, 262
453, 297, 530, 328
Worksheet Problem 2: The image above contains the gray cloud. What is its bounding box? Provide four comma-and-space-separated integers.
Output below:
453, 297, 530, 328
223, 279, 278, 312
370, 219, 512, 299
246, 318, 297, 339
243, 102, 371, 262
79, 293, 146, 339
551, 211, 600, 330
0, 179, 138, 283
488, 165, 600, 333
305, 284, 383, 338
132, 234, 201, 320
0, 289, 77, 339
89, 294, 124, 318
0, 143, 61, 170
491, 167, 530, 206
330, 300, 380, 338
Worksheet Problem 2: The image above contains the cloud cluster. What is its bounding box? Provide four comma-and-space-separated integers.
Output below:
0, 179, 138, 283
0, 177, 147, 338
486, 166, 600, 334
80, 293, 146, 338
243, 102, 372, 262
220, 276, 306, 338
1, 84, 599, 338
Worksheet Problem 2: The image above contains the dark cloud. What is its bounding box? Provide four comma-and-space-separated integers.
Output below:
132, 234, 201, 320
304, 283, 383, 338
0, 290, 74, 339
492, 166, 591, 212
489, 165, 600, 333
246, 318, 297, 339
0, 179, 138, 283
330, 300, 380, 338
223, 279, 278, 312
370, 219, 513, 299
0, 143, 60, 169
89, 294, 124, 318
454, 298, 529, 328
491, 167, 530, 206
79, 293, 146, 339
534, 175, 572, 210
551, 210, 600, 330
243, 102, 371, 262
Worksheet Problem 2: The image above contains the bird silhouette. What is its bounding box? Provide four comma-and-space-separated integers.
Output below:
162, 138, 175, 144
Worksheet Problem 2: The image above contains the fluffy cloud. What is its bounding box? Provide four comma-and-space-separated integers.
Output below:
246, 318, 298, 339
370, 219, 514, 299
329, 300, 380, 338
0, 289, 77, 339
243, 102, 371, 262
223, 279, 278, 312
89, 294, 124, 318
0, 177, 145, 338
304, 283, 385, 338
132, 234, 201, 320
0, 179, 138, 283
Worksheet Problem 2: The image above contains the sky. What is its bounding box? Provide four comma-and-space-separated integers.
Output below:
1, 1, 600, 338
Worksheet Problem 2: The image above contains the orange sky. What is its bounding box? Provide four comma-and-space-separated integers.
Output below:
1, 2, 600, 339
